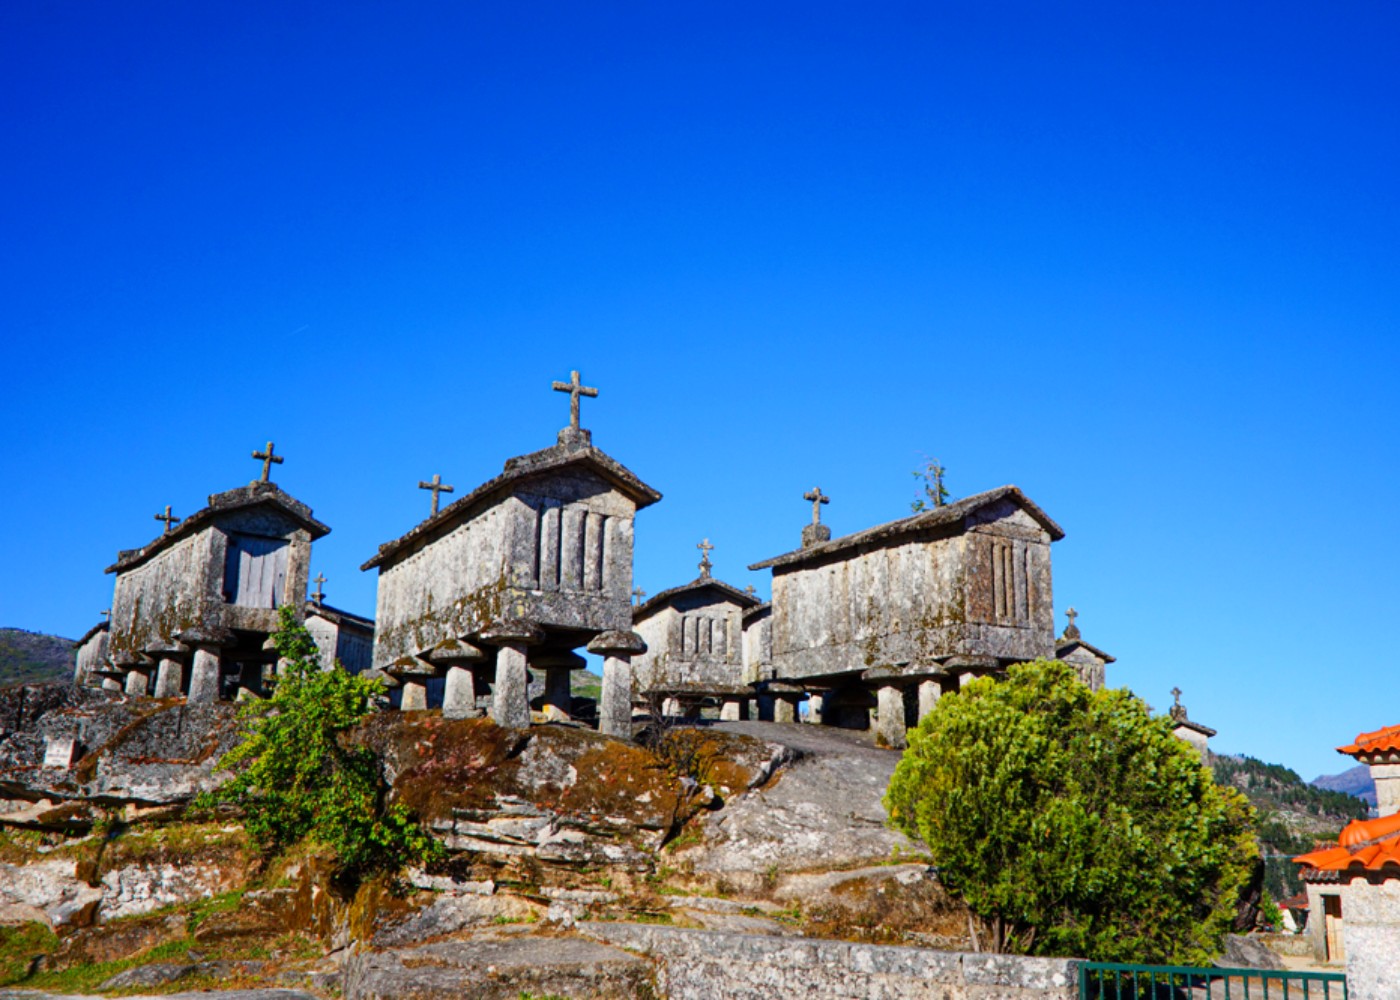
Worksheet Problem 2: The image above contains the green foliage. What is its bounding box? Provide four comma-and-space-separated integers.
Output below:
1258, 891, 1284, 931
884, 660, 1257, 963
194, 606, 440, 878
1212, 755, 1369, 822
910, 456, 950, 512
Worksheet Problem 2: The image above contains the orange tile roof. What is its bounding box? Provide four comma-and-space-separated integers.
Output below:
1338, 723, 1400, 757
1295, 812, 1400, 874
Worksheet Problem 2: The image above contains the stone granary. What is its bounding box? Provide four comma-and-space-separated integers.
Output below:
361, 372, 657, 735
748, 485, 1064, 748
1053, 607, 1115, 692
304, 583, 375, 674
1167, 687, 1215, 758
631, 540, 763, 720
99, 444, 329, 702
72, 617, 113, 690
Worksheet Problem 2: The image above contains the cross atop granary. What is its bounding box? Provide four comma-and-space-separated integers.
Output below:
312, 573, 326, 606
418, 473, 454, 516
632, 586, 646, 605
1169, 686, 1186, 722
552, 370, 598, 431
100, 609, 111, 622
153, 505, 180, 534
252, 441, 284, 483
1063, 607, 1080, 640
745, 584, 756, 597
801, 487, 832, 548
697, 538, 714, 578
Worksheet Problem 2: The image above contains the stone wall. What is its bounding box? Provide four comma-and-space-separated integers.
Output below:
1342, 878, 1400, 1000
580, 922, 1078, 1000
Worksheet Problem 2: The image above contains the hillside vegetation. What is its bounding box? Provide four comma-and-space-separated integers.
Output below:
0, 628, 75, 687
1213, 754, 1370, 900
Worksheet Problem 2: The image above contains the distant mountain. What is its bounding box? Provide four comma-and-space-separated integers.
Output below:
0, 628, 76, 688
1312, 764, 1377, 807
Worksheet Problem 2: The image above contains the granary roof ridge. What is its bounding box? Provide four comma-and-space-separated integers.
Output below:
1172, 717, 1218, 739
106, 482, 330, 574
304, 600, 375, 629
76, 621, 109, 645
746, 485, 1065, 572
742, 600, 772, 622
1055, 637, 1117, 664
361, 439, 661, 572
633, 575, 764, 622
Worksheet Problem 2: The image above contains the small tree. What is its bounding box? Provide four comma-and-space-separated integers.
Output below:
910, 456, 950, 512
884, 660, 1256, 963
195, 606, 439, 878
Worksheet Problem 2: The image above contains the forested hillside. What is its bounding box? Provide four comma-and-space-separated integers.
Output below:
1213, 754, 1370, 899
0, 628, 76, 687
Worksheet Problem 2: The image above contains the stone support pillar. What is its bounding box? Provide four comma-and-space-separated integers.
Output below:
662, 696, 683, 718
443, 665, 476, 719
188, 645, 222, 703
154, 657, 184, 699
807, 693, 824, 725
400, 680, 429, 712
917, 680, 941, 722
959, 671, 978, 689
773, 698, 796, 724
101, 677, 123, 693
490, 642, 530, 729
543, 667, 572, 716
588, 630, 647, 739
720, 697, 746, 722
124, 668, 149, 698
876, 684, 907, 749
481, 619, 545, 729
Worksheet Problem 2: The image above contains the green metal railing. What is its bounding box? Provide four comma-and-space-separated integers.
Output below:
1078, 962, 1347, 999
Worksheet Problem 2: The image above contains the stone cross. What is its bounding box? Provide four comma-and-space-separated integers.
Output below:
1169, 687, 1187, 722
1063, 607, 1080, 639
418, 473, 455, 516
153, 505, 180, 534
100, 609, 110, 622
312, 573, 326, 606
804, 487, 830, 525
745, 585, 756, 597
697, 538, 714, 578
552, 370, 598, 430
252, 441, 283, 483
632, 586, 646, 605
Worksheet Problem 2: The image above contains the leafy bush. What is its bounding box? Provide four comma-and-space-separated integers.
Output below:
194, 606, 439, 878
884, 660, 1257, 963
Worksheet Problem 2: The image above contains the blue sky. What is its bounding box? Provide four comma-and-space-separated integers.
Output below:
2, 2, 1396, 780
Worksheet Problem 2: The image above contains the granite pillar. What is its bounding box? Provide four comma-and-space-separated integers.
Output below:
773, 698, 796, 724
443, 665, 476, 720
807, 693, 824, 725
544, 667, 572, 716
720, 697, 746, 721
188, 644, 222, 703
400, 679, 429, 712
124, 668, 149, 698
154, 657, 184, 699
918, 679, 941, 722
491, 642, 531, 729
876, 684, 907, 749
588, 630, 647, 739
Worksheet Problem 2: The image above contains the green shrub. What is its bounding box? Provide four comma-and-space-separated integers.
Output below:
884, 659, 1257, 963
194, 606, 440, 878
